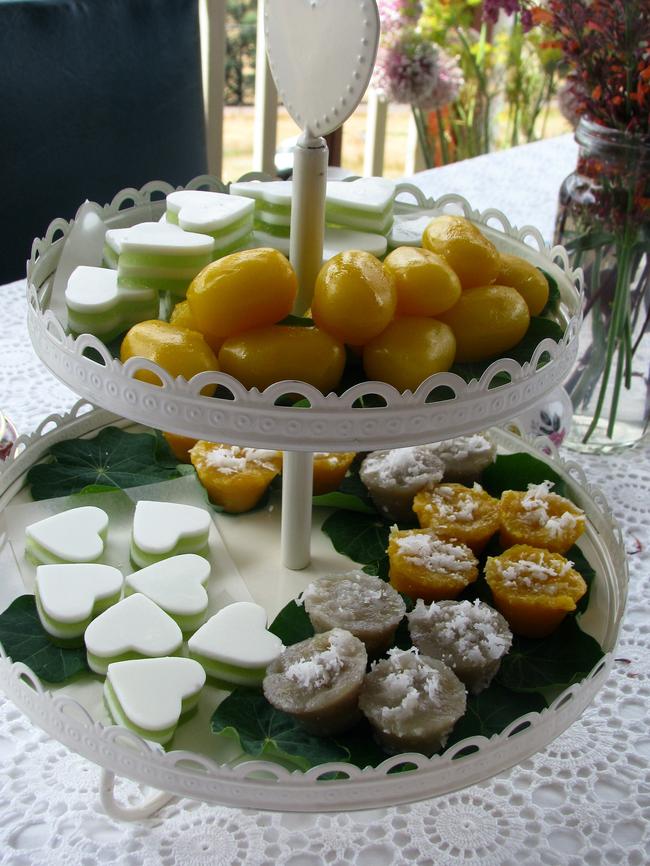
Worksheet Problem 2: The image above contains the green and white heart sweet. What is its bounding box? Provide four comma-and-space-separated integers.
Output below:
130, 500, 211, 568
25, 506, 109, 566
165, 190, 254, 258
106, 221, 214, 298
125, 554, 210, 633
230, 180, 293, 237
188, 601, 284, 686
105, 656, 206, 745
84, 592, 183, 675
65, 266, 159, 340
35, 563, 123, 644
325, 178, 396, 234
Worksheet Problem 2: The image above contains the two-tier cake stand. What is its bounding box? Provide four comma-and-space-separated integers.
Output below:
0, 0, 628, 819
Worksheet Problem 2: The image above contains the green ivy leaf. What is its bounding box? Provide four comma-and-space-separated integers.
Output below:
321, 511, 391, 565
333, 719, 392, 769
447, 682, 547, 747
269, 600, 314, 646
568, 544, 596, 614
211, 688, 349, 770
0, 596, 90, 683
480, 452, 569, 499
312, 463, 377, 514
539, 271, 561, 318
27, 427, 184, 500
277, 314, 315, 328
496, 617, 604, 694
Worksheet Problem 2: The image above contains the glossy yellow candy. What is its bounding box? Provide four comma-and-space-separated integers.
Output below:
383, 246, 461, 317
218, 325, 346, 393
169, 300, 223, 355
494, 253, 550, 316
363, 317, 456, 392
120, 320, 219, 393
187, 248, 297, 343
311, 251, 397, 345
422, 215, 500, 290
438, 285, 530, 363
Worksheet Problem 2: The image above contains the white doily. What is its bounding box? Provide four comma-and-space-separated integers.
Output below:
2, 274, 649, 863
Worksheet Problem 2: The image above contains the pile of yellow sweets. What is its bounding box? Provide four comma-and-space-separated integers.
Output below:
120, 214, 551, 395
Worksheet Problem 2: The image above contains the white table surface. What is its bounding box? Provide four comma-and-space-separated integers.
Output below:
1, 135, 649, 866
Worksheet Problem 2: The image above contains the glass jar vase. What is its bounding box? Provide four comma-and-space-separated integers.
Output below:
555, 118, 649, 451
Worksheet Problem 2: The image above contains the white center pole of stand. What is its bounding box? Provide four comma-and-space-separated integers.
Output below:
281, 450, 314, 569
290, 131, 328, 316
280, 131, 328, 569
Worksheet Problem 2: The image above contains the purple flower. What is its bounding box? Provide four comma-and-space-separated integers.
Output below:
377, 0, 423, 32
372, 28, 439, 106
419, 49, 464, 110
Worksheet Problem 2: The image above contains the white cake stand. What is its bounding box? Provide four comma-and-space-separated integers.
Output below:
0, 403, 628, 816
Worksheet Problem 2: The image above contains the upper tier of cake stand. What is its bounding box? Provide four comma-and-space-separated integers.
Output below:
26, 176, 583, 451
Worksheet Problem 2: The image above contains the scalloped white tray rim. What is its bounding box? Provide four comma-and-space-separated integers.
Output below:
0, 403, 628, 812
25, 176, 584, 451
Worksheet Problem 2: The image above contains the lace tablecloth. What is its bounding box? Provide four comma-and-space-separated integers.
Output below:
2, 136, 649, 865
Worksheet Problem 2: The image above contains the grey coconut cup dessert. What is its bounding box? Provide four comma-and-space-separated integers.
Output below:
262, 628, 367, 736
359, 648, 466, 756
301, 570, 406, 655
408, 598, 512, 694
359, 446, 445, 523
426, 433, 496, 484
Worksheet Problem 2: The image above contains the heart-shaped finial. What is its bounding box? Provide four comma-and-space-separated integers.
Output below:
265, 0, 380, 138
188, 602, 284, 686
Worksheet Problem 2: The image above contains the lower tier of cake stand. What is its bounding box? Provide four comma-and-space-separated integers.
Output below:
0, 405, 626, 815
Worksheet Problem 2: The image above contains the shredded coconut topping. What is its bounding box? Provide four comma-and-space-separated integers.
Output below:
200, 444, 279, 474
431, 434, 493, 462
411, 599, 511, 664
395, 532, 474, 574
363, 447, 443, 487
498, 556, 575, 594
427, 486, 478, 523
284, 630, 351, 689
377, 648, 444, 721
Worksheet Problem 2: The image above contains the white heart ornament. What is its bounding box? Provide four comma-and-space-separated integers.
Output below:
131, 501, 211, 567
125, 554, 210, 630
188, 602, 284, 669
265, 0, 380, 137
26, 506, 109, 564
36, 563, 123, 626
85, 593, 183, 674
106, 657, 205, 743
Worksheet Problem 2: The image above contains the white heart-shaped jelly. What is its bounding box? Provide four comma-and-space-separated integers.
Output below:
125, 554, 210, 617
229, 180, 293, 207
188, 602, 284, 668
166, 190, 254, 233
265, 0, 380, 137
65, 266, 155, 312
326, 178, 396, 212
36, 563, 123, 624
106, 656, 205, 732
85, 593, 182, 662
132, 501, 211, 555
110, 220, 214, 256
26, 506, 109, 563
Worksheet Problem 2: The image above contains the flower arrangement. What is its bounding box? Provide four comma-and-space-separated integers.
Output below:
372, 0, 560, 165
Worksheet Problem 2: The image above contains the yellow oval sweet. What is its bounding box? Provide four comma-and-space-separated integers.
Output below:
422, 215, 500, 290
187, 248, 297, 342
438, 285, 530, 363
311, 250, 397, 345
363, 317, 456, 392
495, 253, 550, 316
120, 320, 219, 393
218, 324, 345, 393
383, 246, 461, 317
169, 300, 223, 355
